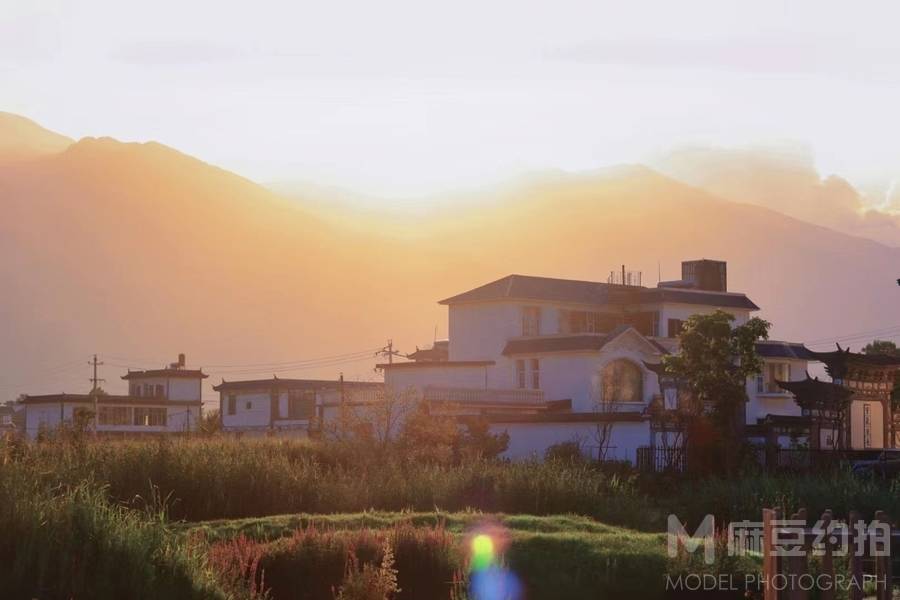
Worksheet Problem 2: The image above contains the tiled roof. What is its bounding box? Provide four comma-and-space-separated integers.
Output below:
502, 325, 669, 356
439, 274, 759, 310
213, 378, 384, 392
19, 393, 200, 406
122, 369, 208, 380
755, 341, 815, 360
440, 275, 612, 305
407, 340, 449, 362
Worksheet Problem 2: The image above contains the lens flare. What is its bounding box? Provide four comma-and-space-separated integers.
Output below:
470, 534, 495, 571
467, 528, 523, 600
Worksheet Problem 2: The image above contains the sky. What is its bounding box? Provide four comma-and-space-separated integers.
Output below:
3, 0, 900, 198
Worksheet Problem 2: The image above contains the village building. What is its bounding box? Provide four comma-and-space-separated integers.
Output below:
213, 377, 383, 436
20, 354, 206, 439
378, 259, 898, 463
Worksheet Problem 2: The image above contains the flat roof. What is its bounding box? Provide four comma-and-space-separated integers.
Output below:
376, 360, 495, 369
213, 377, 383, 392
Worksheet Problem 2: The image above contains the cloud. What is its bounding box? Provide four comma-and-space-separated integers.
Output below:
548, 35, 900, 79
650, 143, 900, 247
110, 39, 247, 66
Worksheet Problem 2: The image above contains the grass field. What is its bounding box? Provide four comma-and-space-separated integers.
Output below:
2, 436, 893, 599
185, 511, 672, 599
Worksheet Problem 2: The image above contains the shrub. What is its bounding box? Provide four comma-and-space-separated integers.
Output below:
207, 523, 460, 600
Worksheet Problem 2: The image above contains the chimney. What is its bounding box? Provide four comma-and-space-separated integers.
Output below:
681, 259, 727, 292
178, 353, 186, 368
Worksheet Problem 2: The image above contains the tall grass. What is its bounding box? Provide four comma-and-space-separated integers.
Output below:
0, 469, 236, 599
1, 437, 662, 529
5, 437, 899, 531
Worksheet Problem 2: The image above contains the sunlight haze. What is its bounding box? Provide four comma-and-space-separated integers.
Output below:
4, 0, 900, 198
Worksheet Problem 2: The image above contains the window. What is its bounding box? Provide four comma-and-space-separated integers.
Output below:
98, 406, 132, 426
522, 306, 541, 336
758, 363, 791, 394
667, 319, 684, 338
155, 384, 165, 398
227, 395, 236, 416
245, 401, 252, 410
559, 310, 619, 334
134, 407, 166, 426
288, 390, 316, 419
516, 359, 526, 389
143, 384, 154, 397
600, 360, 643, 403
530, 359, 540, 390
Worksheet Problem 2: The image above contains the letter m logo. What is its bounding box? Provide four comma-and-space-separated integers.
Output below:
667, 514, 715, 564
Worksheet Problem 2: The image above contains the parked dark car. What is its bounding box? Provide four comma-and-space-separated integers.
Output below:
851, 451, 900, 478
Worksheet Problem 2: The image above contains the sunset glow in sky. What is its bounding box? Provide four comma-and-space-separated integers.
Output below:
4, 0, 900, 197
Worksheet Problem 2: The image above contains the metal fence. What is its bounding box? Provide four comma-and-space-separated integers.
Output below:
636, 446, 686, 473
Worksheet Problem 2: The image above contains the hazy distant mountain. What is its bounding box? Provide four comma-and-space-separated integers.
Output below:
651, 144, 900, 247
0, 112, 73, 161
2, 115, 899, 402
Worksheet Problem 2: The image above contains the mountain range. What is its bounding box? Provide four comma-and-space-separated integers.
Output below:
1, 112, 898, 402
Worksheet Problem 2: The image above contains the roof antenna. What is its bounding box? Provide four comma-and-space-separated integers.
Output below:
657, 261, 661, 285
434, 324, 438, 344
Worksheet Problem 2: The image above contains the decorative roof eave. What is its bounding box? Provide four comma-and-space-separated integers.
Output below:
806, 343, 900, 379
776, 374, 854, 410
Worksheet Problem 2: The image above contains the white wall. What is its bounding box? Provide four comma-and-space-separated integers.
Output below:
221, 391, 272, 430
744, 358, 808, 424
24, 401, 198, 438
25, 403, 66, 438
490, 421, 651, 463
448, 302, 522, 361
385, 365, 491, 393
128, 376, 202, 401
850, 400, 884, 449
166, 405, 202, 432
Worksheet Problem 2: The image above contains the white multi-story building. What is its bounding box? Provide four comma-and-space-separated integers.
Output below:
379, 259, 831, 462
213, 377, 383, 436
21, 354, 206, 439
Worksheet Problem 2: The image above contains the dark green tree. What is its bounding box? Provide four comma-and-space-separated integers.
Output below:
662, 310, 771, 472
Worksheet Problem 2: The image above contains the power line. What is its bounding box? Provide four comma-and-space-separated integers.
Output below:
201, 347, 383, 370
805, 324, 900, 347
209, 354, 377, 377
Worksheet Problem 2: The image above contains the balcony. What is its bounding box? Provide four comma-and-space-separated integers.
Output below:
423, 386, 545, 405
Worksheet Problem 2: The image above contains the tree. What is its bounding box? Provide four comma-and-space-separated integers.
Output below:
199, 408, 221, 435
397, 401, 458, 465
456, 417, 509, 461
662, 310, 771, 472
592, 393, 618, 462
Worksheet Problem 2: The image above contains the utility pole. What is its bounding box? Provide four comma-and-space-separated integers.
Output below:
376, 339, 402, 365
88, 354, 105, 437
